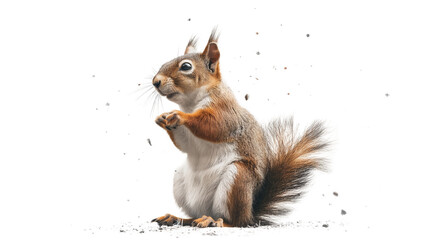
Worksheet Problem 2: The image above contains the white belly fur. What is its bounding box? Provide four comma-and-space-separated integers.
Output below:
172, 126, 238, 220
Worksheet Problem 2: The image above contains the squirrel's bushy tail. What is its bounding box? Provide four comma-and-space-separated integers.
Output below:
253, 118, 328, 225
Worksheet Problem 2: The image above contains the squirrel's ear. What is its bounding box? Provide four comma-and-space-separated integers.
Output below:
185, 36, 197, 54
203, 42, 220, 73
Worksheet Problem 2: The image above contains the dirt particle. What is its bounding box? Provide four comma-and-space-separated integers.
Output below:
92, 75, 95, 78
204, 232, 218, 236
341, 209, 347, 215
306, 34, 310, 37
188, 18, 191, 21
147, 138, 152, 146
322, 224, 329, 228
333, 192, 339, 197
385, 93, 390, 97
139, 230, 144, 234
256, 32, 259, 35
287, 93, 290, 95
256, 51, 260, 55
284, 67, 287, 70
120, 230, 125, 233
245, 94, 249, 101
106, 102, 110, 106
255, 77, 259, 80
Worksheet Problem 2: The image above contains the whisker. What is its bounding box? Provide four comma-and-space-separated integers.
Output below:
151, 67, 158, 75
136, 86, 156, 101
155, 93, 164, 115
158, 93, 164, 112
149, 90, 162, 117
135, 84, 153, 91
151, 94, 159, 116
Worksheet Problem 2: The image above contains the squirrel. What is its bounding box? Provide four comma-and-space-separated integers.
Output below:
150, 29, 328, 228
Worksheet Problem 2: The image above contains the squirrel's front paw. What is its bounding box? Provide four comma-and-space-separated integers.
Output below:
155, 111, 183, 130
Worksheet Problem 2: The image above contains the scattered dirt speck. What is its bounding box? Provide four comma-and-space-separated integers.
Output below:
341, 209, 347, 215
385, 93, 390, 97
120, 229, 125, 233
306, 34, 310, 37
92, 75, 95, 78
284, 67, 287, 70
147, 138, 152, 146
245, 94, 249, 101
188, 18, 191, 21
106, 102, 110, 106
256, 32, 259, 35
256, 51, 260, 55
203, 232, 218, 236
333, 192, 339, 197
322, 224, 329, 228
287, 93, 290, 95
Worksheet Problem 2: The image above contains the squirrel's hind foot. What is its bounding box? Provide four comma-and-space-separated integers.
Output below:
191, 215, 225, 228
151, 213, 193, 226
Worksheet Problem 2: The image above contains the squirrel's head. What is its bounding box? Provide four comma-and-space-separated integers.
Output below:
152, 29, 221, 106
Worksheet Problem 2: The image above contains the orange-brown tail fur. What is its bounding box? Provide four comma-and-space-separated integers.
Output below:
253, 118, 328, 225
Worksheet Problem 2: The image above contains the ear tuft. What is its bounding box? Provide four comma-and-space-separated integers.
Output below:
202, 27, 220, 55
208, 27, 220, 43
185, 36, 198, 54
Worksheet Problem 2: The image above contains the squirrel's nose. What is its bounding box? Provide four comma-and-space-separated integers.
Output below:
153, 80, 161, 88
153, 75, 161, 88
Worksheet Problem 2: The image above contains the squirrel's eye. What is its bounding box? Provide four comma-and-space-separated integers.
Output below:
180, 62, 192, 71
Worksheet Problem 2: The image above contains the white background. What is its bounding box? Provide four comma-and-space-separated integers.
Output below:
1, 0, 428, 239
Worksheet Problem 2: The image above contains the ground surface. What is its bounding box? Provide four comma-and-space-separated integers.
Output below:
1, 0, 429, 239
80, 221, 349, 240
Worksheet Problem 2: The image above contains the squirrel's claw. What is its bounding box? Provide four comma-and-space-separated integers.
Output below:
151, 214, 178, 226
156, 111, 183, 130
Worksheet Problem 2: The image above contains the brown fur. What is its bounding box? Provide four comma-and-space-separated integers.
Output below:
227, 161, 256, 227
